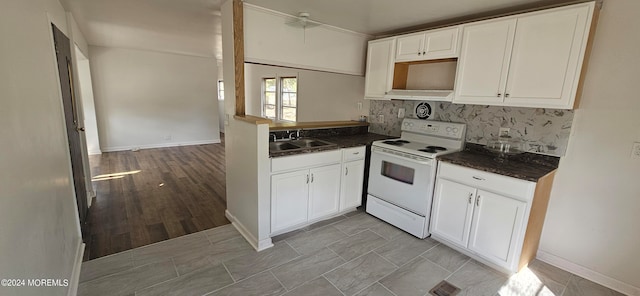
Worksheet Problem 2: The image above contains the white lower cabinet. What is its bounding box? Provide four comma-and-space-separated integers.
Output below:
431, 162, 548, 273
468, 190, 526, 266
308, 164, 341, 221
271, 146, 366, 234
339, 159, 365, 211
271, 170, 310, 232
430, 179, 475, 249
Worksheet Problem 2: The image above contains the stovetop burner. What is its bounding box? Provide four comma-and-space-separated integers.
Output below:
382, 140, 411, 146
418, 146, 448, 153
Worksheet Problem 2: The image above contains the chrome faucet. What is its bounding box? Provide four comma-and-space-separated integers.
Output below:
288, 130, 300, 140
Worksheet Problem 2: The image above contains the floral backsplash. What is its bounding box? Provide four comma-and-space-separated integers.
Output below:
369, 100, 574, 156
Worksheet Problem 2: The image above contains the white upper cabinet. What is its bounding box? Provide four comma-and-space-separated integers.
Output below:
396, 27, 460, 62
364, 38, 395, 99
454, 19, 516, 104
244, 4, 369, 75
504, 6, 592, 107
454, 2, 595, 108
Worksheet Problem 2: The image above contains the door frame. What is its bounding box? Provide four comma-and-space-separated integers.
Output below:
50, 21, 92, 231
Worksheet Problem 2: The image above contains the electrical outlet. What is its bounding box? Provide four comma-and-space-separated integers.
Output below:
499, 127, 510, 137
378, 114, 384, 123
398, 108, 405, 118
632, 142, 640, 160
357, 102, 363, 110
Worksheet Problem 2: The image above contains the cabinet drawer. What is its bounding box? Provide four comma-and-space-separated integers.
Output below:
272, 150, 341, 173
342, 146, 366, 162
438, 162, 535, 200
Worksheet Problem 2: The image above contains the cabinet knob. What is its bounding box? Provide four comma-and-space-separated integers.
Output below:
468, 193, 473, 204
472, 176, 485, 181
418, 52, 422, 55
345, 167, 349, 176
476, 195, 481, 206
311, 174, 314, 183
306, 174, 309, 184
505, 93, 510, 98
497, 93, 502, 97
422, 51, 426, 55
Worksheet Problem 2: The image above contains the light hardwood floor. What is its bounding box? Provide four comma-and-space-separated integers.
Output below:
83, 140, 228, 260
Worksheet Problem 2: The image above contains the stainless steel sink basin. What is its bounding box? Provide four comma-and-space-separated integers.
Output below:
269, 138, 337, 152
269, 142, 300, 151
289, 139, 337, 148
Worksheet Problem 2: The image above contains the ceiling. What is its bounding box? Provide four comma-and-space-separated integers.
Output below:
243, 0, 576, 35
60, 0, 575, 59
60, 0, 224, 58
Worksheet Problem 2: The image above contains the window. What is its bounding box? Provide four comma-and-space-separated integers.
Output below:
263, 78, 277, 119
262, 77, 297, 121
217, 80, 224, 101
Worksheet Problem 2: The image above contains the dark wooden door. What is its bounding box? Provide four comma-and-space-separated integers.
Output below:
52, 24, 88, 226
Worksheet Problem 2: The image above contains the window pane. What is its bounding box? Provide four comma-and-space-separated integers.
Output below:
264, 78, 276, 91
281, 77, 297, 92
282, 93, 297, 107
282, 107, 296, 121
265, 92, 276, 105
265, 104, 276, 118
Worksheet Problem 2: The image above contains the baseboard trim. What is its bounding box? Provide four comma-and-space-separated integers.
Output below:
536, 250, 640, 296
225, 210, 273, 252
68, 242, 85, 296
101, 139, 221, 152
87, 150, 102, 155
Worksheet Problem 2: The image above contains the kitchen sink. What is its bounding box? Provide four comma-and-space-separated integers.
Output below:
269, 138, 337, 152
289, 139, 337, 148
269, 142, 300, 151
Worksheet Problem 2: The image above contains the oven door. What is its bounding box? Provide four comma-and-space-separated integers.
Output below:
368, 147, 435, 216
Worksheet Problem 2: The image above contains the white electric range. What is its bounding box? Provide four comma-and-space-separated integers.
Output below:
366, 118, 466, 238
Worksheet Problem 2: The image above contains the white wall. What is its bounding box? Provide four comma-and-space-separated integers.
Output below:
245, 63, 370, 122
67, 13, 88, 57
539, 1, 640, 294
244, 4, 371, 76
0, 0, 82, 295
89, 46, 220, 151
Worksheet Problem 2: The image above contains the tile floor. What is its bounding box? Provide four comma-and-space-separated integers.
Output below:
78, 211, 626, 296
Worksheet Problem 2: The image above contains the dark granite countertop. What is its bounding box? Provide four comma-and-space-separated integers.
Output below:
437, 143, 560, 182
269, 133, 394, 158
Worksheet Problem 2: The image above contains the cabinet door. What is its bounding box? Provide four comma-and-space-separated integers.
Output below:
271, 170, 309, 233
454, 19, 516, 104
430, 178, 476, 248
308, 164, 341, 221
364, 38, 395, 99
395, 33, 424, 61
468, 190, 526, 269
339, 160, 365, 211
504, 5, 592, 108
423, 27, 460, 59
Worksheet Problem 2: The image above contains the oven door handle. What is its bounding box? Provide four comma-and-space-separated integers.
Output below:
372, 149, 433, 165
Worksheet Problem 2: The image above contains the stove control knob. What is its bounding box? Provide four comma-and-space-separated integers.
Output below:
446, 127, 452, 132
453, 128, 459, 133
